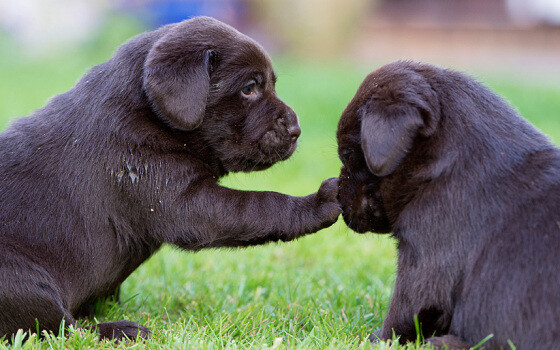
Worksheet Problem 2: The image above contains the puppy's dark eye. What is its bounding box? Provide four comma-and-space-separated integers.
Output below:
241, 81, 257, 97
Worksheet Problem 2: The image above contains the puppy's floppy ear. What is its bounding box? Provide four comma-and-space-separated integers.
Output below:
143, 35, 216, 131
360, 105, 424, 177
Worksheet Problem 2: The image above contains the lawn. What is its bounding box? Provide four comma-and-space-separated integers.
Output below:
0, 20, 559, 350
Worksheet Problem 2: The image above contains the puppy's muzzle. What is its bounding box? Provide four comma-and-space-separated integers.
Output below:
338, 167, 392, 234
260, 109, 300, 161
278, 109, 301, 141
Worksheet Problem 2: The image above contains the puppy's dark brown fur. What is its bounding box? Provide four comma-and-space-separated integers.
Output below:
337, 61, 560, 349
0, 17, 340, 341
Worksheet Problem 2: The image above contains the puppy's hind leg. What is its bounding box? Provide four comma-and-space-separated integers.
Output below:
0, 253, 149, 342
0, 255, 76, 340
0, 278, 149, 342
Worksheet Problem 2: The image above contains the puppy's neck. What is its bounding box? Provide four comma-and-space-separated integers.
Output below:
172, 129, 229, 178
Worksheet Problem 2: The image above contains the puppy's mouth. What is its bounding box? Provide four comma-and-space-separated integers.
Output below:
257, 127, 299, 163
243, 159, 275, 171
341, 209, 392, 234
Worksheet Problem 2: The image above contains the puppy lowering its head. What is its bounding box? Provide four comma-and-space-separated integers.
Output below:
0, 17, 340, 341
337, 61, 560, 349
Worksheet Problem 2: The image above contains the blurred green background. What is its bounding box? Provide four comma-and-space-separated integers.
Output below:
1, 1, 559, 348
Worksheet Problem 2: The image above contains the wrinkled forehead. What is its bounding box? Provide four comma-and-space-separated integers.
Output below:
337, 104, 362, 145
177, 17, 277, 84
228, 39, 275, 75
216, 39, 277, 91
337, 83, 370, 140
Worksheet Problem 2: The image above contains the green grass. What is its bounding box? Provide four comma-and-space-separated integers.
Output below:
0, 19, 559, 349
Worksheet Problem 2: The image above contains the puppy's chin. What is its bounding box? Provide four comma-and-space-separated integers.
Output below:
224, 141, 298, 173
230, 160, 274, 172
341, 210, 393, 234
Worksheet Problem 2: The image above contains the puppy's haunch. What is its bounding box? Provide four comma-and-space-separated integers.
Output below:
0, 17, 340, 341
337, 61, 560, 349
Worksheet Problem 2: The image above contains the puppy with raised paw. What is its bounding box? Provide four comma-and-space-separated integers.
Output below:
0, 17, 340, 341
337, 61, 560, 349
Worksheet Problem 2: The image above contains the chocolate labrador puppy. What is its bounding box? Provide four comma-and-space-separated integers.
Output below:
337, 61, 560, 349
0, 17, 340, 341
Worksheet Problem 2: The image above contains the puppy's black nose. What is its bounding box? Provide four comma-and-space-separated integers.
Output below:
288, 125, 301, 141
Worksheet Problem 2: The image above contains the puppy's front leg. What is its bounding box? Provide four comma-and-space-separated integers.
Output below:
379, 274, 451, 345
379, 295, 418, 343
172, 178, 340, 249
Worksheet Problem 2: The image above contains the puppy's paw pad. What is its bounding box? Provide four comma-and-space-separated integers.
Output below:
96, 320, 151, 342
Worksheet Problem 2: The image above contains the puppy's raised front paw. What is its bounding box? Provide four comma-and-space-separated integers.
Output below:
314, 177, 341, 229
